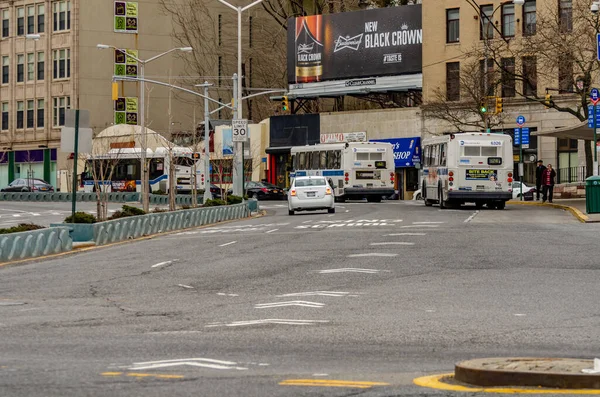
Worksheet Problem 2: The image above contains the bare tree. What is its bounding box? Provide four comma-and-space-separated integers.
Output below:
85, 145, 123, 221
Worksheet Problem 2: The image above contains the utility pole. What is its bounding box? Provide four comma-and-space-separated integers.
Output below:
232, 73, 242, 196
197, 81, 214, 202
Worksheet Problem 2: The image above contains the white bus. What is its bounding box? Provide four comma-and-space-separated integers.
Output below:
420, 132, 513, 209
290, 142, 395, 202
82, 147, 206, 194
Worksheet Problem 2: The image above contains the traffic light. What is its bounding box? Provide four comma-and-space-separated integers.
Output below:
495, 97, 503, 114
281, 95, 289, 111
544, 93, 552, 109
479, 101, 487, 114
111, 82, 119, 101
192, 153, 201, 160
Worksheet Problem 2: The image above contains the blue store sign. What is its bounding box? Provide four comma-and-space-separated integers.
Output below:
371, 137, 421, 168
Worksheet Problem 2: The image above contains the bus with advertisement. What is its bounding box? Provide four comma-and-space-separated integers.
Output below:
290, 141, 395, 202
420, 132, 513, 209
82, 147, 206, 194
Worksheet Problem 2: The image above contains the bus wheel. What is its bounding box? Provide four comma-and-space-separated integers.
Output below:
367, 196, 382, 203
496, 201, 506, 210
438, 187, 446, 209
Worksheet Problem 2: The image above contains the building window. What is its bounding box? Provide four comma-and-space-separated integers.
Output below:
559, 0, 572, 33
446, 62, 460, 101
502, 4, 515, 38
27, 100, 34, 128
37, 52, 44, 80
17, 54, 24, 83
16, 7, 24, 36
523, 0, 536, 36
1, 103, 8, 130
2, 56, 8, 84
53, 48, 70, 79
218, 14, 222, 46
2, 9, 9, 38
53, 0, 70, 32
38, 4, 45, 33
52, 96, 70, 127
522, 56, 537, 96
218, 56, 222, 87
16, 101, 24, 129
558, 55, 573, 94
37, 99, 44, 128
249, 16, 253, 48
479, 58, 495, 96
446, 8, 459, 43
501, 57, 515, 97
27, 5, 35, 34
480, 5, 493, 40
27, 53, 34, 81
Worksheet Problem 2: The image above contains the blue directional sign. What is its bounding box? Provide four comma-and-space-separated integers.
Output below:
516, 115, 525, 126
588, 105, 600, 128
521, 127, 530, 145
592, 88, 600, 103
597, 33, 600, 62
514, 128, 521, 145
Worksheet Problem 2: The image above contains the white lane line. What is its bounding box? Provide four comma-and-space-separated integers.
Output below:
370, 242, 415, 246
464, 211, 479, 223
219, 241, 237, 247
347, 253, 397, 257
265, 229, 278, 234
412, 221, 445, 224
345, 210, 350, 213
152, 260, 173, 268
11, 214, 21, 217
276, 291, 353, 297
205, 319, 330, 327
318, 268, 387, 274
178, 284, 194, 289
254, 301, 325, 309
217, 292, 239, 297
386, 233, 426, 236
0, 208, 28, 213
514, 313, 526, 317
400, 225, 439, 228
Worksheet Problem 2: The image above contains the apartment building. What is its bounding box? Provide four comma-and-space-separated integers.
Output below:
422, 0, 591, 183
0, 0, 284, 189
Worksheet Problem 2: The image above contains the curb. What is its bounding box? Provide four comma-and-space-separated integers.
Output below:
507, 200, 589, 223
0, 211, 266, 268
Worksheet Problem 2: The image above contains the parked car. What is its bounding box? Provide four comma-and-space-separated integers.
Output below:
228, 181, 284, 200
208, 184, 224, 199
512, 181, 535, 201
260, 182, 287, 200
288, 176, 335, 215
1, 178, 54, 193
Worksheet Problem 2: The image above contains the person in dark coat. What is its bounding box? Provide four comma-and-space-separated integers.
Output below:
535, 160, 546, 201
541, 164, 556, 203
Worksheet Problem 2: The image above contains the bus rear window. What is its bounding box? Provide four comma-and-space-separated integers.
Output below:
461, 146, 498, 157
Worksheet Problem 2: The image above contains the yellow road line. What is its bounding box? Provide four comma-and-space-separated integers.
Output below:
279, 379, 389, 388
101, 372, 183, 380
414, 373, 600, 394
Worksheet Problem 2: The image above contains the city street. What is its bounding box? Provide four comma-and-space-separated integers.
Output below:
1, 201, 599, 396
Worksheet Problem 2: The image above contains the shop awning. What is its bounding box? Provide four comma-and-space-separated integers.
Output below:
370, 137, 421, 168
265, 146, 292, 155
531, 120, 592, 140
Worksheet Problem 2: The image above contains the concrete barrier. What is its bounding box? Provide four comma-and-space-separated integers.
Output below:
0, 227, 72, 262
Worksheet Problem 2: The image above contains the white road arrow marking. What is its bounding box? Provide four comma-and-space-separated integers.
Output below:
276, 291, 353, 297
126, 358, 248, 371
318, 268, 388, 274
254, 300, 325, 309
152, 260, 173, 268
205, 319, 329, 327
347, 253, 397, 257
219, 241, 237, 247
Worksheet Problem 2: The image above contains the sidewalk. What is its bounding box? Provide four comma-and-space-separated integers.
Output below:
508, 197, 600, 223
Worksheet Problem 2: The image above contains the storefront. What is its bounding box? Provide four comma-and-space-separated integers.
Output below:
371, 137, 421, 200
0, 149, 57, 189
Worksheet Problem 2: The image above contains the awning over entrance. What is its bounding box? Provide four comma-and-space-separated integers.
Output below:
370, 137, 421, 168
531, 120, 592, 140
265, 146, 292, 155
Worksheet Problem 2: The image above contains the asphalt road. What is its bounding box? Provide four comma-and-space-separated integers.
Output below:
1, 200, 599, 397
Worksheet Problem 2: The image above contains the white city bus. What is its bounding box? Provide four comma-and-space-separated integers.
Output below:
290, 142, 395, 202
82, 147, 206, 194
420, 132, 513, 209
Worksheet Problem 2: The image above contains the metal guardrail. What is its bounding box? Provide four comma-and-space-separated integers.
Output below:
0, 227, 72, 262
0, 192, 207, 204
93, 202, 251, 246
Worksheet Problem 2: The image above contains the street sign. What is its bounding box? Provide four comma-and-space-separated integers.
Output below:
65, 109, 90, 128
521, 127, 530, 145
591, 88, 600, 105
514, 128, 521, 145
60, 127, 93, 153
516, 115, 525, 127
597, 33, 600, 62
588, 105, 600, 128
232, 119, 248, 142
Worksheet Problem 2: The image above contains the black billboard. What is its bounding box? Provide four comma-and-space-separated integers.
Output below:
287, 5, 422, 84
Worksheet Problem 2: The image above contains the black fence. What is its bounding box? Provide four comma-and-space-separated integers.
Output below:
558, 166, 588, 184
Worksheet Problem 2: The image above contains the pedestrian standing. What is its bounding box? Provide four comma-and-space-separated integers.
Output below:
541, 164, 556, 203
535, 160, 546, 201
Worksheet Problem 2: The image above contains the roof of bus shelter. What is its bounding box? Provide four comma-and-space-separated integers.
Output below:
93, 124, 178, 154
531, 120, 592, 140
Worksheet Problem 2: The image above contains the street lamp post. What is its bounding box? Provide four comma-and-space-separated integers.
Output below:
216, 0, 264, 196
195, 82, 214, 202
96, 44, 192, 211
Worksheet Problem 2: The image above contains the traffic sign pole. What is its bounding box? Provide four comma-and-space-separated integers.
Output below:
595, 104, 598, 176
71, 109, 79, 219
516, 115, 526, 201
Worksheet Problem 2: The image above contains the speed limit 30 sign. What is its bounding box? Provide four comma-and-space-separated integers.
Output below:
232, 119, 248, 142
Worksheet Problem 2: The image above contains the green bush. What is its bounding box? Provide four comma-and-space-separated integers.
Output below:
107, 205, 146, 220
0, 223, 45, 234
153, 189, 167, 195
64, 212, 97, 224
152, 207, 167, 213
203, 198, 226, 207
227, 195, 243, 204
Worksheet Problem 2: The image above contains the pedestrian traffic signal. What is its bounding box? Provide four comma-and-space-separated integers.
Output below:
495, 97, 503, 114
544, 93, 552, 109
281, 96, 289, 111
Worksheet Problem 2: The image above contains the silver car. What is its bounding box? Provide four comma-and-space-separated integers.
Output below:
288, 176, 335, 215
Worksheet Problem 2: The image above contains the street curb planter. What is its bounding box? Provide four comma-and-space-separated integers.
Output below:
49, 223, 95, 242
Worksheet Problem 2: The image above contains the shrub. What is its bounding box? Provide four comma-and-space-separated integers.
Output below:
153, 189, 167, 195
0, 223, 45, 234
203, 199, 226, 207
107, 205, 146, 220
64, 212, 97, 224
152, 207, 167, 213
227, 195, 243, 204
